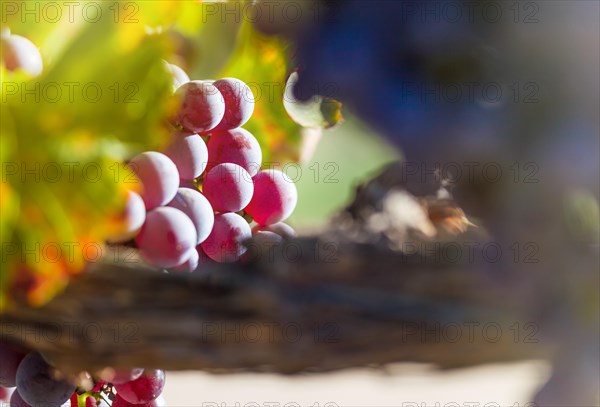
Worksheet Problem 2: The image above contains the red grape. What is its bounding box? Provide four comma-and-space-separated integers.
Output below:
99, 368, 144, 385
202, 163, 254, 213
207, 127, 262, 176
201, 213, 252, 263
245, 170, 298, 225
135, 207, 197, 268
167, 188, 214, 244
169, 247, 199, 272
114, 369, 165, 404
15, 352, 76, 406
0, 341, 26, 387
1, 33, 43, 77
106, 191, 146, 243
212, 78, 255, 131
128, 152, 179, 210
252, 222, 297, 239
174, 80, 225, 133
163, 61, 189, 91
112, 394, 159, 407
0, 386, 8, 400
164, 133, 208, 181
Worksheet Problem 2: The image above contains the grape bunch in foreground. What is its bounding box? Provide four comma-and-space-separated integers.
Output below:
109, 65, 298, 270
1, 341, 166, 406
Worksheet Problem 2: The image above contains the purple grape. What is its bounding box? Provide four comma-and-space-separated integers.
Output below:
202, 163, 254, 213
174, 81, 225, 133
207, 127, 262, 176
114, 369, 165, 404
135, 207, 197, 268
169, 248, 199, 272
106, 191, 146, 243
1, 34, 43, 77
252, 222, 297, 239
9, 390, 30, 407
162, 61, 189, 91
127, 152, 179, 210
201, 213, 252, 263
0, 341, 26, 387
15, 352, 76, 406
163, 133, 208, 181
245, 170, 298, 225
166, 188, 214, 244
212, 78, 255, 131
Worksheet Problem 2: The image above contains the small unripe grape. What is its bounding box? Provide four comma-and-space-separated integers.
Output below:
164, 133, 208, 181
174, 80, 225, 133
207, 127, 262, 176
128, 152, 179, 210
203, 163, 254, 213
162, 61, 189, 91
245, 170, 298, 225
201, 213, 252, 263
212, 78, 255, 131
135, 207, 197, 268
1, 34, 43, 77
106, 191, 146, 243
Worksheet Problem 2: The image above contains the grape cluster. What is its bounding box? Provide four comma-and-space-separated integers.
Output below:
1, 342, 166, 407
109, 66, 298, 270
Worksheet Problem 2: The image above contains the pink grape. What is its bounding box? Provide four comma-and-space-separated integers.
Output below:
106, 191, 146, 243
207, 127, 262, 176
212, 78, 255, 131
174, 80, 225, 133
135, 207, 197, 268
169, 248, 199, 272
162, 61, 189, 91
128, 152, 179, 210
245, 170, 298, 225
201, 213, 252, 263
0, 341, 26, 387
114, 369, 165, 404
163, 133, 208, 181
167, 188, 214, 244
202, 163, 254, 213
252, 222, 297, 239
242, 230, 283, 264
1, 34, 43, 77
